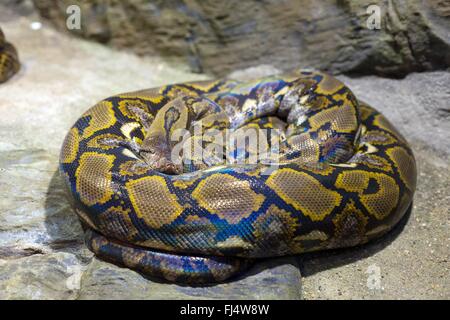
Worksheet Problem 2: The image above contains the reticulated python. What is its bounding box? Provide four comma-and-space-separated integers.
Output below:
0, 28, 20, 83
60, 70, 416, 283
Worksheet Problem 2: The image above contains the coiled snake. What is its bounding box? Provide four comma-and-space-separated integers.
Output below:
0, 28, 20, 83
60, 70, 416, 283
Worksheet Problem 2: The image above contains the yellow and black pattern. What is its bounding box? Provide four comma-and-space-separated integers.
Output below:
60, 70, 416, 283
0, 28, 20, 83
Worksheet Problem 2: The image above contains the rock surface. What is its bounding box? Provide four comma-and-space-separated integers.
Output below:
0, 4, 449, 300
30, 0, 450, 76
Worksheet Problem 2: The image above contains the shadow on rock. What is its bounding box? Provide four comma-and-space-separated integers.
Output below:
137, 207, 413, 288
298, 205, 413, 276
43, 170, 86, 257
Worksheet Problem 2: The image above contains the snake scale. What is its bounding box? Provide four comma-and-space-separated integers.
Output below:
60, 70, 416, 283
0, 28, 20, 83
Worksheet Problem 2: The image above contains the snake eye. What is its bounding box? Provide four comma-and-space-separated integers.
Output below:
359, 144, 368, 153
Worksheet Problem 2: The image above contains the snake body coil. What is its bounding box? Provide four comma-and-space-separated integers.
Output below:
0, 28, 20, 83
60, 70, 416, 283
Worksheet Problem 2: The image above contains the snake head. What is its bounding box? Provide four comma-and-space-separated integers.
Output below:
139, 137, 183, 175
142, 152, 183, 175
277, 79, 315, 119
